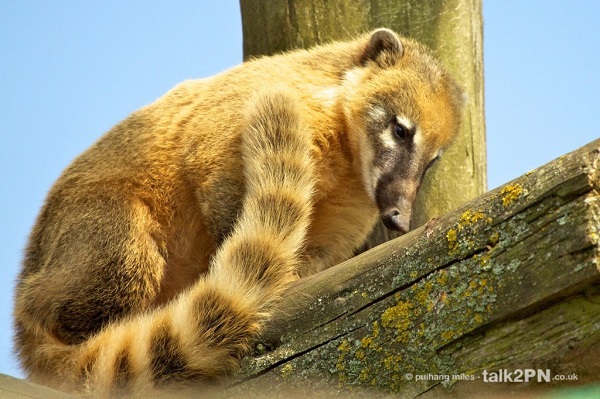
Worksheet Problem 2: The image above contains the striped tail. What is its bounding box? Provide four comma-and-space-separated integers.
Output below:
24, 87, 314, 397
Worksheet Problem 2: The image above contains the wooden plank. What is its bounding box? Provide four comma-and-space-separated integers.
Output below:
0, 374, 79, 399
226, 139, 600, 397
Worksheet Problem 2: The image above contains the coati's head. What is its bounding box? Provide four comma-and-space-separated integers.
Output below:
343, 28, 463, 233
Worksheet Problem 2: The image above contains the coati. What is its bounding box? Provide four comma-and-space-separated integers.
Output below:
14, 28, 463, 396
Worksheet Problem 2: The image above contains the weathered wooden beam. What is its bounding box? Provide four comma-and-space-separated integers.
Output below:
226, 139, 600, 398
3, 141, 597, 398
0, 373, 79, 399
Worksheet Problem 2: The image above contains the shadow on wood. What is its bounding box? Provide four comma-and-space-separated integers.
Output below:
227, 139, 600, 398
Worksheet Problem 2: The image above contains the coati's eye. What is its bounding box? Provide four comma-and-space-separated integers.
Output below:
394, 123, 407, 141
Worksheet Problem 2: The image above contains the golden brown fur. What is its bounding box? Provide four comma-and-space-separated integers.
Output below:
14, 29, 463, 396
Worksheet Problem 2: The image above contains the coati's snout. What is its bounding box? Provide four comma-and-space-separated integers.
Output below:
376, 175, 418, 233
381, 206, 411, 233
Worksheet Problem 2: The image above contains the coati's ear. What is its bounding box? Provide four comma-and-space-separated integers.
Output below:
361, 28, 404, 68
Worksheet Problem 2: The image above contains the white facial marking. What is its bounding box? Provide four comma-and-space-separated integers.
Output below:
395, 115, 414, 131
368, 106, 392, 150
368, 105, 387, 120
370, 166, 382, 200
357, 131, 377, 202
412, 126, 423, 150
379, 132, 395, 150
407, 126, 424, 172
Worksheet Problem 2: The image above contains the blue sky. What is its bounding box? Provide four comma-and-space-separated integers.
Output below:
0, 1, 598, 379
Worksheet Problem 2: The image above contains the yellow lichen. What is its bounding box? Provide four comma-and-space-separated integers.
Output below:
437, 270, 448, 285
489, 232, 500, 245
371, 321, 380, 339
478, 252, 492, 268
361, 337, 371, 349
447, 228, 458, 250
338, 339, 350, 353
439, 292, 448, 304
426, 301, 435, 313
500, 183, 524, 207
359, 367, 371, 382
361, 321, 380, 350
335, 339, 349, 380
447, 210, 490, 254
383, 354, 403, 371
459, 210, 486, 228
414, 281, 433, 305
355, 349, 365, 361
281, 363, 293, 378
381, 300, 413, 343
385, 355, 396, 369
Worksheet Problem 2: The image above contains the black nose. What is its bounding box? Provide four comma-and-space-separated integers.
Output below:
381, 209, 410, 233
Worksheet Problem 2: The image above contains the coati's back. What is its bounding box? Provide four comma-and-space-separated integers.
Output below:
14, 29, 463, 396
